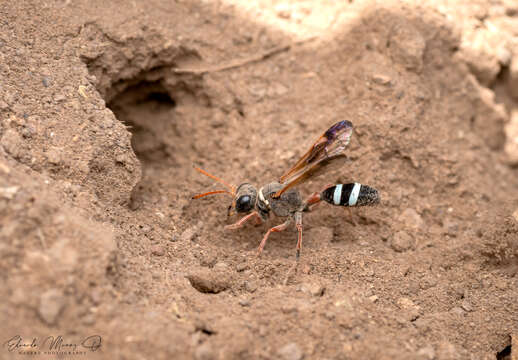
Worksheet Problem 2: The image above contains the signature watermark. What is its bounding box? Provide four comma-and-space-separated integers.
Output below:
3, 335, 101, 356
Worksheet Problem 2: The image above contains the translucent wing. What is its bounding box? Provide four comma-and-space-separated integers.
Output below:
274, 120, 353, 197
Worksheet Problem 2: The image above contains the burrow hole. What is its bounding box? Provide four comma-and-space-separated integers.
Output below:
105, 69, 207, 209
108, 79, 177, 165
496, 342, 511, 360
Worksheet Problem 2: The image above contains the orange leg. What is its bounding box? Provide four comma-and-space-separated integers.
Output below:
294, 211, 303, 260
283, 212, 304, 285
225, 211, 262, 230
257, 220, 291, 255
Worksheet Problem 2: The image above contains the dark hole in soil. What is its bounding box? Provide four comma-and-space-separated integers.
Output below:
195, 325, 216, 336
107, 80, 177, 164
496, 344, 511, 360
141, 91, 176, 105
107, 78, 182, 210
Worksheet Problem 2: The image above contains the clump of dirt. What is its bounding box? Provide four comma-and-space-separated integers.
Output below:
1, 0, 518, 359
480, 202, 518, 269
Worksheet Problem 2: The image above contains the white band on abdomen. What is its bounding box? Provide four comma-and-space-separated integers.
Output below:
333, 184, 343, 205
348, 183, 361, 206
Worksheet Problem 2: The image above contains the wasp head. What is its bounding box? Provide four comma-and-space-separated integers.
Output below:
228, 183, 257, 216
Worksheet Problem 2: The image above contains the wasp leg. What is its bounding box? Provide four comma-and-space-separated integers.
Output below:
294, 211, 303, 260
258, 219, 291, 255
282, 212, 304, 285
225, 211, 262, 230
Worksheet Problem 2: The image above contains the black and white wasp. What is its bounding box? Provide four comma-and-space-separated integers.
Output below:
193, 120, 380, 259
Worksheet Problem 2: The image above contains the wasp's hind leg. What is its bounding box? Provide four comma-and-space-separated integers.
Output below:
257, 219, 291, 255
225, 211, 262, 230
294, 211, 303, 260
283, 212, 304, 285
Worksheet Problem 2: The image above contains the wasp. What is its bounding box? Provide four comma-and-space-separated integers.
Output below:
192, 120, 380, 259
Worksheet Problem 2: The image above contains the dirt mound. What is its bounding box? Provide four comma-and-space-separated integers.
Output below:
1, 1, 518, 359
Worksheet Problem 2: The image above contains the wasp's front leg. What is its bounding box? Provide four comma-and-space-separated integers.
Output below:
225, 211, 263, 230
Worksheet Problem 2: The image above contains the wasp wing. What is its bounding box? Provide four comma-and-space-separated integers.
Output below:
274, 120, 353, 197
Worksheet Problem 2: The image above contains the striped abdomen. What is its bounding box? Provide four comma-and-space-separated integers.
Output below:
321, 183, 380, 207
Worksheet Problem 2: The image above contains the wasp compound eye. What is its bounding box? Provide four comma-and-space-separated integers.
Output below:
234, 183, 257, 213
235, 195, 253, 213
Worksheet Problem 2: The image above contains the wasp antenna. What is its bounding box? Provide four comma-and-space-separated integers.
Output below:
193, 166, 237, 195
192, 190, 234, 200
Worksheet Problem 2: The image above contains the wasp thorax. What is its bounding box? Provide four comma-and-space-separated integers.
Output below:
234, 183, 257, 213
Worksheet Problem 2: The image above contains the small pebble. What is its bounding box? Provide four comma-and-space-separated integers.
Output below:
238, 298, 251, 307
194, 342, 214, 360
390, 231, 415, 252
417, 345, 435, 360
413, 317, 430, 331
275, 3, 291, 19
450, 307, 465, 316
1, 129, 24, 158
397, 297, 420, 321
397, 297, 417, 309
42, 76, 51, 87
442, 219, 459, 237
236, 263, 249, 272
399, 208, 424, 229
301, 264, 311, 275
281, 304, 299, 314
181, 226, 197, 242
277, 342, 303, 360
244, 280, 258, 293
53, 94, 66, 102
187, 269, 231, 294
436, 341, 465, 359
461, 300, 473, 312
214, 262, 228, 270
46, 147, 63, 165
494, 278, 508, 290
372, 74, 392, 85
323, 311, 335, 320
300, 282, 325, 297
272, 82, 288, 96
39, 289, 66, 326
0, 186, 19, 199
82, 313, 96, 325
90, 288, 103, 305
139, 225, 151, 234
151, 245, 165, 256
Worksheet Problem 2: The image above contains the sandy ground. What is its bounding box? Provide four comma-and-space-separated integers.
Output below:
1, 0, 518, 359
